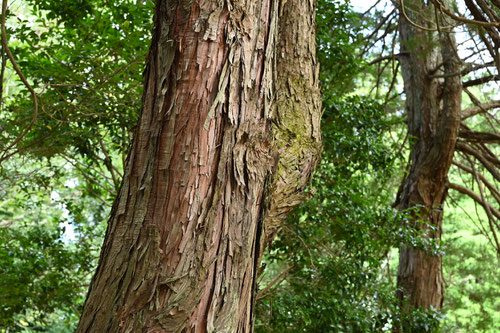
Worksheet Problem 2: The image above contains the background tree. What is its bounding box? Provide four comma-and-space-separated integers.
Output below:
394, 0, 462, 317
359, 0, 499, 330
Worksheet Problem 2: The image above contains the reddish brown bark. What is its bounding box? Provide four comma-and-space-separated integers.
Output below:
76, 0, 320, 332
395, 0, 461, 314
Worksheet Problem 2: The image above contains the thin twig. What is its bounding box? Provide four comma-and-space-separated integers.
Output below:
430, 0, 500, 27
256, 265, 293, 301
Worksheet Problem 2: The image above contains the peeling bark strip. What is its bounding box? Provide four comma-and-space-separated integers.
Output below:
395, 0, 461, 314
76, 0, 320, 332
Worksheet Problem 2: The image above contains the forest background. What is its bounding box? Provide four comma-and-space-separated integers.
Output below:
0, 0, 498, 332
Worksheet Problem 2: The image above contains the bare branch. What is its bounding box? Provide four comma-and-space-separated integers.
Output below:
448, 183, 500, 220
256, 265, 293, 301
463, 75, 500, 88
453, 160, 500, 205
462, 100, 500, 119
430, 0, 500, 27
367, 52, 408, 66
455, 142, 500, 183
459, 128, 500, 144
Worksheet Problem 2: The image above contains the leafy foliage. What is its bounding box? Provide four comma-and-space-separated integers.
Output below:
255, 2, 407, 326
0, 226, 83, 327
316, 0, 361, 94
0, 156, 107, 331
256, 93, 403, 332
1, 0, 153, 169
441, 196, 500, 332
0, 0, 153, 330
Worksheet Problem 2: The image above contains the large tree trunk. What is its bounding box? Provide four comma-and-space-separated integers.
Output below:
76, 0, 320, 332
394, 0, 461, 315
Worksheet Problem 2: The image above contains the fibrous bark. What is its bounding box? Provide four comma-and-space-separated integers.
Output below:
76, 0, 320, 332
394, 0, 461, 314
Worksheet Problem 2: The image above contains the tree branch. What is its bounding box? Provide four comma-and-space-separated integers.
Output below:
461, 100, 500, 119
463, 75, 500, 88
453, 160, 500, 205
448, 183, 500, 221
256, 265, 293, 301
459, 128, 500, 143
0, 0, 39, 165
430, 0, 500, 27
456, 142, 500, 183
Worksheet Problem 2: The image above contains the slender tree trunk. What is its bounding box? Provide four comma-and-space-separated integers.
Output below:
76, 0, 320, 332
394, 0, 461, 315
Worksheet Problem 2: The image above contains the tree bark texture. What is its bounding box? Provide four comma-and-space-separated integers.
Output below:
77, 0, 320, 332
395, 0, 462, 313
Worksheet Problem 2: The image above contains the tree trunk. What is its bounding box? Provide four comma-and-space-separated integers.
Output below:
76, 0, 320, 332
394, 0, 461, 314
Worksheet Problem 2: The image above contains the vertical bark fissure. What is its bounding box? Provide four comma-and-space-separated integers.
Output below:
77, 0, 320, 332
395, 0, 461, 316
248, 179, 268, 332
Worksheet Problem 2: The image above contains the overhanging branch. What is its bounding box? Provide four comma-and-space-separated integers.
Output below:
461, 100, 500, 119
459, 128, 500, 143
456, 142, 500, 182
463, 75, 500, 88
453, 160, 500, 205
448, 183, 500, 221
